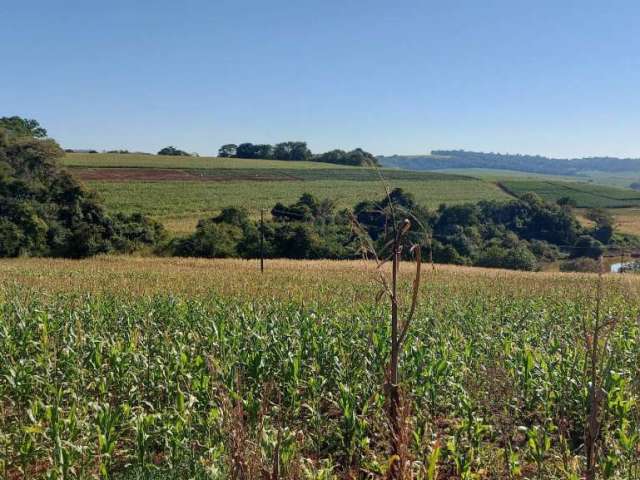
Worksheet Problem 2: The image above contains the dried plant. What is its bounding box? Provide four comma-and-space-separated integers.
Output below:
351, 165, 427, 480
582, 256, 618, 480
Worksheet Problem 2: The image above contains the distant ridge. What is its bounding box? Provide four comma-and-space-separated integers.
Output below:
378, 150, 640, 176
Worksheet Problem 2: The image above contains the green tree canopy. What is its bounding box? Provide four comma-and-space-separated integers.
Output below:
0, 123, 165, 258
158, 146, 190, 156
0, 116, 47, 138
218, 144, 238, 157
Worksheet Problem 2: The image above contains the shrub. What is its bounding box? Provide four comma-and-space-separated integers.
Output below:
529, 239, 560, 261
173, 222, 242, 258
560, 258, 601, 273
476, 244, 537, 271
572, 235, 604, 259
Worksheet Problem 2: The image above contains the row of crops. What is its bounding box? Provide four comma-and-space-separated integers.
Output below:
500, 180, 640, 208
2, 276, 639, 479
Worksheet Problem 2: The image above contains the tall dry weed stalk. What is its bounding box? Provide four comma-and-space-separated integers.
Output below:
352, 165, 426, 480
582, 256, 618, 480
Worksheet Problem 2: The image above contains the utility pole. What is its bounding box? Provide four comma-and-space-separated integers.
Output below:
260, 209, 264, 273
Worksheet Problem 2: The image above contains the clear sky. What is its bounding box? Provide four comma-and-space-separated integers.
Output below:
2, 0, 639, 158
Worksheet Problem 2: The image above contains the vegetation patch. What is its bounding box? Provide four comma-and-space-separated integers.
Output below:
1, 259, 639, 478
0, 120, 165, 258
500, 180, 640, 208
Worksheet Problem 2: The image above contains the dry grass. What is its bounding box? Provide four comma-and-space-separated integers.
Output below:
575, 207, 640, 237
159, 215, 202, 235
611, 208, 640, 236
1, 256, 638, 304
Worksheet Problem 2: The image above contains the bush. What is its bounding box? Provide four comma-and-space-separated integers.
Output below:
529, 239, 560, 261
572, 235, 604, 259
476, 244, 537, 271
170, 190, 607, 271
560, 258, 601, 273
173, 222, 242, 258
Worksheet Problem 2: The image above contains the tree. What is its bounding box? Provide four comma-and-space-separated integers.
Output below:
211, 207, 250, 227
586, 208, 614, 244
235, 143, 255, 158
315, 148, 379, 166
273, 141, 312, 161
157, 146, 189, 156
253, 144, 273, 159
218, 144, 237, 158
235, 143, 273, 159
0, 125, 165, 258
315, 149, 347, 164
573, 235, 604, 259
344, 148, 379, 166
0, 116, 47, 138
173, 222, 242, 258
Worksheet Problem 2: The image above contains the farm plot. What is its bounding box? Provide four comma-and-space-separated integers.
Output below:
85, 178, 509, 219
61, 152, 355, 170
500, 180, 640, 208
1, 258, 639, 478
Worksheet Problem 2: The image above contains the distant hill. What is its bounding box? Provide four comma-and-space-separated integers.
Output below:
379, 150, 640, 176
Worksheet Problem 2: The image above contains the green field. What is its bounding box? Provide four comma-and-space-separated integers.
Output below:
61, 152, 353, 170
62, 153, 640, 237
500, 179, 640, 208
86, 179, 507, 217
64, 153, 510, 232
435, 167, 582, 182
582, 170, 640, 188
2, 258, 640, 479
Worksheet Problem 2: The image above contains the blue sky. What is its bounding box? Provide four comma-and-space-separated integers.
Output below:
2, 0, 639, 158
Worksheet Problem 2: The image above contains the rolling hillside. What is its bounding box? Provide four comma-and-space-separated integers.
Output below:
379, 150, 640, 185
63, 152, 511, 233
62, 152, 640, 237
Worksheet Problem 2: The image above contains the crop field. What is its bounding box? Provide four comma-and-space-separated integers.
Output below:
581, 171, 640, 189
64, 154, 640, 236
2, 257, 640, 479
84, 179, 507, 220
63, 154, 509, 231
61, 153, 354, 170
500, 180, 640, 208
435, 168, 580, 183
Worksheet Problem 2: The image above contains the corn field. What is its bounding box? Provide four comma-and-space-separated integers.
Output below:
1, 258, 639, 478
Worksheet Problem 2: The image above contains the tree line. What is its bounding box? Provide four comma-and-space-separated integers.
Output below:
218, 141, 379, 166
170, 188, 621, 271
